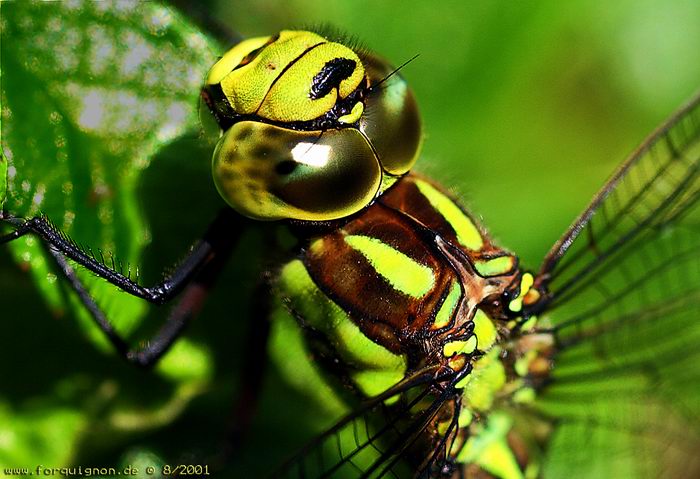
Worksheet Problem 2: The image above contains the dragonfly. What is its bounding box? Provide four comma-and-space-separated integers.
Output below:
1, 2, 699, 478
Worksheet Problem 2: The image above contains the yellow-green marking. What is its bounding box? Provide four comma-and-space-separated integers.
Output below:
415, 179, 483, 250
508, 273, 534, 313
432, 280, 462, 329
475, 255, 515, 277
345, 234, 435, 298
278, 259, 407, 397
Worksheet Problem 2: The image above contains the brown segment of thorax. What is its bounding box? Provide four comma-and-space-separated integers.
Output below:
301, 174, 522, 366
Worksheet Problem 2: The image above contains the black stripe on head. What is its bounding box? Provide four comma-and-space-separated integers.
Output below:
201, 83, 237, 129
309, 58, 357, 100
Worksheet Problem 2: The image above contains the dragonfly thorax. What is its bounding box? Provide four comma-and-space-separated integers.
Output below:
276, 174, 536, 471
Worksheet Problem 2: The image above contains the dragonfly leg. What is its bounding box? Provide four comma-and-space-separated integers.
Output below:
0, 208, 248, 304
43, 219, 238, 368
1, 207, 248, 367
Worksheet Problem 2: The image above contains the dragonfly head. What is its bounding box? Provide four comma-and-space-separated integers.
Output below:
201, 30, 422, 221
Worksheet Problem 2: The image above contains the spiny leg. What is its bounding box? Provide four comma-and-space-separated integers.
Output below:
47, 235, 234, 368
0, 208, 247, 304
2, 208, 248, 367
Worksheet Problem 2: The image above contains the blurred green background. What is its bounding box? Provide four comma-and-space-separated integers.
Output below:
1, 0, 699, 477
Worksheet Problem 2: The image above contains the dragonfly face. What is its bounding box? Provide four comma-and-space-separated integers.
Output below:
201, 30, 421, 221
1, 3, 700, 479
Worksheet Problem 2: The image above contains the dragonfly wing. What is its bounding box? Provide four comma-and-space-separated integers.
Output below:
272, 365, 462, 479
532, 92, 700, 478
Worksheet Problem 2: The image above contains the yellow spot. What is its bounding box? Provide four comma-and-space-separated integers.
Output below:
379, 173, 401, 194
520, 315, 537, 332
432, 280, 461, 329
338, 102, 364, 124
308, 238, 325, 256
345, 235, 435, 298
443, 336, 477, 357
474, 255, 514, 277
456, 372, 472, 390
415, 180, 483, 250
448, 354, 467, 371
508, 273, 534, 313
473, 309, 497, 351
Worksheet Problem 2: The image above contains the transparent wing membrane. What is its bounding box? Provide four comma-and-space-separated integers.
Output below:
274, 366, 460, 479
533, 92, 700, 478
539, 92, 700, 307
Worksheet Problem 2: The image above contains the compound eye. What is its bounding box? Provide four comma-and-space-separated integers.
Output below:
359, 54, 422, 176
212, 122, 382, 221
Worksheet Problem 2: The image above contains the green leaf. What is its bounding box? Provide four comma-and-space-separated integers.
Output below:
0, 0, 222, 468
2, 0, 218, 325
